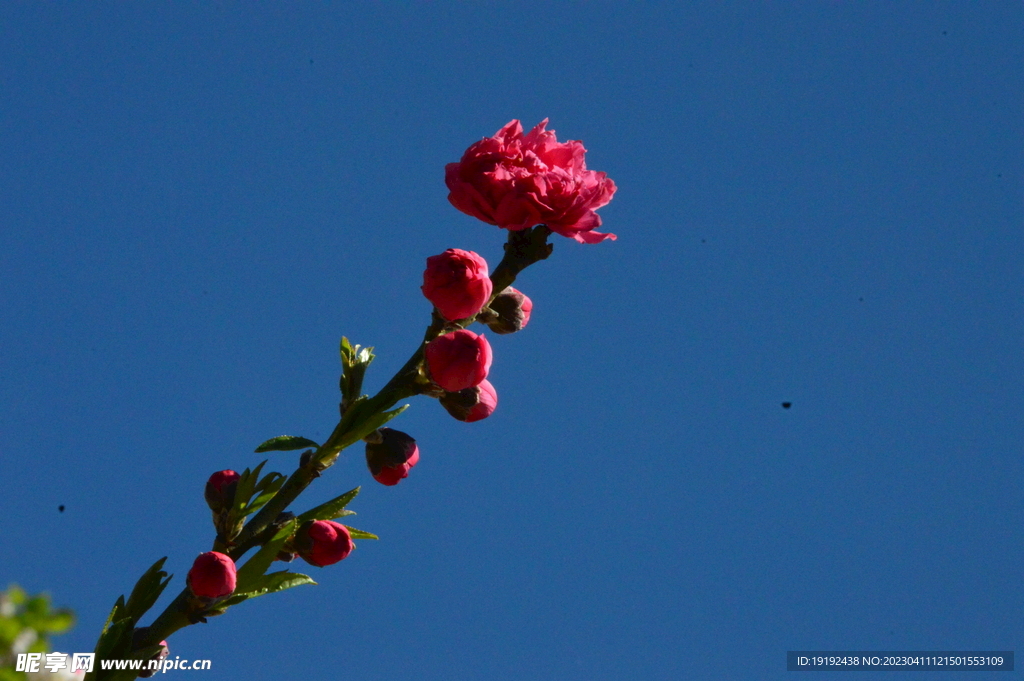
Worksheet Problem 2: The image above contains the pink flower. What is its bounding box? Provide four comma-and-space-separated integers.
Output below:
187, 552, 237, 599
439, 379, 498, 422
204, 470, 239, 513
445, 119, 617, 243
365, 428, 420, 486
425, 329, 492, 392
295, 520, 354, 567
484, 287, 532, 334
422, 248, 493, 321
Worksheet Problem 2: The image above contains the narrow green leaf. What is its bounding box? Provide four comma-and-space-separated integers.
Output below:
343, 404, 409, 449
99, 596, 126, 636
233, 571, 316, 599
296, 487, 360, 524
234, 519, 296, 594
254, 471, 286, 494
243, 473, 287, 515
93, 616, 132, 668
233, 460, 266, 512
123, 558, 170, 623
254, 435, 320, 453
344, 526, 378, 540
218, 593, 249, 608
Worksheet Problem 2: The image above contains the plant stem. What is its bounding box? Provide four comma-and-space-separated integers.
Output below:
129, 225, 554, 656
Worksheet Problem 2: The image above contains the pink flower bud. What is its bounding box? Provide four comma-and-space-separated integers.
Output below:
204, 470, 240, 513
138, 640, 169, 678
365, 428, 420, 486
187, 551, 237, 599
484, 287, 533, 334
421, 249, 493, 321
295, 520, 355, 567
439, 379, 498, 422
424, 329, 492, 392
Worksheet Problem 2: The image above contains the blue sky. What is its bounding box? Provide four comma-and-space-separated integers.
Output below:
1, 3, 1022, 680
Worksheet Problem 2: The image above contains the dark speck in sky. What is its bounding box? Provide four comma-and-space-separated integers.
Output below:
58, 505, 65, 513
781, 402, 792, 409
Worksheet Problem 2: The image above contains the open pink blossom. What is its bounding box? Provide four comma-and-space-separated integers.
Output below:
445, 119, 617, 243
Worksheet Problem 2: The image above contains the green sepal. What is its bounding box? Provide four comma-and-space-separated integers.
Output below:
234, 518, 297, 594
296, 487, 360, 524
344, 525, 378, 540
124, 557, 171, 624
254, 435, 320, 453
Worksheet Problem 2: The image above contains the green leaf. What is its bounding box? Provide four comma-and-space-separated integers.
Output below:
254, 435, 320, 453
99, 596, 126, 636
234, 519, 296, 594
339, 404, 409, 452
296, 487, 360, 524
93, 615, 132, 670
235, 571, 316, 599
243, 472, 287, 515
123, 558, 170, 624
254, 470, 286, 494
344, 525, 378, 540
233, 460, 266, 512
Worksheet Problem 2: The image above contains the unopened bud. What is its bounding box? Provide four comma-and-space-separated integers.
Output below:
439, 379, 498, 422
422, 248, 492, 321
204, 470, 240, 514
294, 520, 355, 567
187, 551, 237, 600
424, 329, 492, 392
484, 287, 533, 334
365, 428, 420, 486
137, 640, 169, 678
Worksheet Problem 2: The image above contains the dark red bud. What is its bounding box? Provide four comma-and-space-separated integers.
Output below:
365, 428, 420, 486
485, 287, 532, 334
204, 470, 240, 514
439, 379, 498, 422
294, 520, 355, 567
